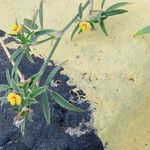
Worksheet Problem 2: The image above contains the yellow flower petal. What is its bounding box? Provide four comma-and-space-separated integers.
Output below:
9, 31, 17, 35
9, 24, 23, 35
81, 25, 86, 32
80, 22, 85, 29
80, 21, 86, 27
10, 98, 16, 106
16, 25, 23, 32
80, 21, 92, 32
7, 92, 16, 102
15, 95, 22, 105
86, 23, 92, 30
12, 24, 18, 30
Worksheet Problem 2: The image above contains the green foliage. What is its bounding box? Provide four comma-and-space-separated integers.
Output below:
134, 26, 150, 37
0, 84, 10, 92
2, 57, 82, 135
39, 0, 44, 29
99, 21, 108, 36
9, 0, 54, 66
45, 64, 62, 86
101, 0, 106, 9
78, 3, 83, 19
0, 97, 7, 107
6, 69, 13, 88
24, 18, 38, 30
11, 50, 25, 77
103, 9, 128, 16
10, 47, 23, 61
32, 9, 39, 23
25, 50, 35, 64
34, 29, 55, 37
30, 86, 46, 98
51, 91, 83, 112
106, 2, 129, 11
20, 120, 26, 136
71, 23, 79, 40
1, 0, 128, 136
42, 92, 51, 124
71, 1, 128, 39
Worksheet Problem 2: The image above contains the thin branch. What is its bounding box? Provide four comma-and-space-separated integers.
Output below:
0, 38, 25, 82
39, 0, 90, 76
0, 0, 90, 84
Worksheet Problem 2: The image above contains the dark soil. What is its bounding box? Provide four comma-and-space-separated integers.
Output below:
0, 30, 104, 150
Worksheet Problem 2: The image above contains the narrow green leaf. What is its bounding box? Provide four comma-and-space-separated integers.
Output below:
10, 48, 23, 61
24, 18, 38, 30
33, 9, 39, 23
99, 21, 108, 36
14, 71, 19, 83
78, 29, 82, 35
106, 2, 128, 11
96, 11, 103, 20
103, 9, 128, 16
42, 92, 50, 124
11, 78, 20, 92
0, 97, 7, 107
91, 18, 99, 23
6, 69, 12, 87
134, 26, 150, 37
30, 34, 39, 42
26, 31, 34, 39
34, 36, 54, 45
29, 72, 43, 86
101, 0, 106, 9
45, 64, 62, 86
30, 72, 42, 80
26, 51, 35, 64
51, 91, 83, 112
0, 84, 10, 92
22, 26, 30, 34
29, 98, 39, 105
31, 86, 46, 98
89, 21, 95, 30
39, 0, 44, 29
34, 29, 55, 37
71, 24, 79, 40
11, 50, 24, 77
78, 3, 83, 19
20, 120, 26, 136
101, 16, 108, 21
15, 19, 18, 25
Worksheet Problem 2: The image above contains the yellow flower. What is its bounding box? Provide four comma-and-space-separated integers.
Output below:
15, 95, 22, 105
10, 98, 16, 106
80, 21, 92, 32
7, 92, 22, 106
9, 24, 23, 35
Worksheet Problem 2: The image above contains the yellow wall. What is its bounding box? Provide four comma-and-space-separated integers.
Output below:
0, 0, 150, 149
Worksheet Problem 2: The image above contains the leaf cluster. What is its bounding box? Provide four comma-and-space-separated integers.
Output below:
0, 63, 83, 135
71, 1, 128, 39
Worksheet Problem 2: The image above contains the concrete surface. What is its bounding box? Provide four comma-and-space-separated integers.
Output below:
0, 0, 150, 149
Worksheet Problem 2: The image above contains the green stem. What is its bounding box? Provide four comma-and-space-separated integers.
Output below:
31, 36, 54, 46
39, 38, 61, 74
38, 0, 89, 78
63, 0, 89, 32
